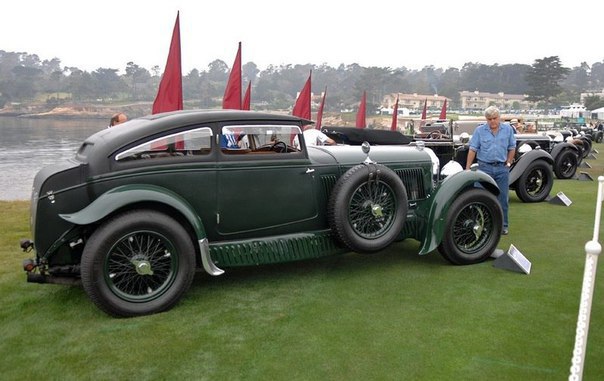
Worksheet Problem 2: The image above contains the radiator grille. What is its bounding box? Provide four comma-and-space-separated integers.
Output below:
321, 168, 427, 202
395, 168, 427, 201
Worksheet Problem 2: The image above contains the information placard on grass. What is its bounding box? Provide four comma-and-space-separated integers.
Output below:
493, 244, 531, 274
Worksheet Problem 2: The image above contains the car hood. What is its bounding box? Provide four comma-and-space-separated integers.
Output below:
306, 144, 432, 166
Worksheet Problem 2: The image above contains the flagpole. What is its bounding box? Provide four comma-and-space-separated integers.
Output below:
391, 94, 399, 131
316, 86, 327, 130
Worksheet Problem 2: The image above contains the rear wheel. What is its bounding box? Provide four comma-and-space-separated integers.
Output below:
81, 209, 196, 317
438, 188, 502, 265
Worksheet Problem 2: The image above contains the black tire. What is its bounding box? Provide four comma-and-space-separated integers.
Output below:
514, 159, 554, 202
580, 138, 592, 159
571, 139, 586, 162
81, 209, 196, 317
328, 163, 408, 253
438, 188, 503, 265
553, 149, 578, 179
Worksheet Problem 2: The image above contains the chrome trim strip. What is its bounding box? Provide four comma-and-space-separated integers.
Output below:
198, 238, 224, 276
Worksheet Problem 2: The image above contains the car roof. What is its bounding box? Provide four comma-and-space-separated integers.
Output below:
77, 109, 312, 163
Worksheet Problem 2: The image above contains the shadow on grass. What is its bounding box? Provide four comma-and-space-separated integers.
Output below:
190, 239, 453, 293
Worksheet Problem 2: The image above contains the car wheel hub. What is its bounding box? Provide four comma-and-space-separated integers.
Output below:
131, 259, 154, 275
371, 204, 384, 218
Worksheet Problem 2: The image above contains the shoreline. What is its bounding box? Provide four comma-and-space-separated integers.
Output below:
0, 102, 153, 120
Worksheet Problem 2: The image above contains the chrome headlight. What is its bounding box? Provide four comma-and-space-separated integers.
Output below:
441, 160, 464, 177
423, 147, 440, 178
518, 144, 533, 153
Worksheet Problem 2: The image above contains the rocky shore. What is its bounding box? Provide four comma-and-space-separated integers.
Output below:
0, 102, 153, 119
0, 103, 387, 128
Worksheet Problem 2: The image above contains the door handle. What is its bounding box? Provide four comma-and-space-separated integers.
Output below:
305, 168, 315, 174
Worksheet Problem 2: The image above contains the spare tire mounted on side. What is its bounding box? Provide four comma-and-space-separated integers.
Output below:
328, 163, 408, 253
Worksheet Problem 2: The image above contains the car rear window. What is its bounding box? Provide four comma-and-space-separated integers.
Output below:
115, 127, 213, 161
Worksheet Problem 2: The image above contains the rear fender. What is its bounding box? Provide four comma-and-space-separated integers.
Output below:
416, 170, 499, 255
509, 150, 554, 185
59, 184, 206, 240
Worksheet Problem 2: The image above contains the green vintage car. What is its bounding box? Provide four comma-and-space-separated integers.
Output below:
21, 110, 503, 317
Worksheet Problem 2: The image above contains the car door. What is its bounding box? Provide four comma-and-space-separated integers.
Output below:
215, 124, 319, 238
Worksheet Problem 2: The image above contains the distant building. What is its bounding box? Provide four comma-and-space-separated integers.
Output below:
383, 91, 532, 114
580, 89, 604, 104
382, 93, 448, 113
459, 90, 532, 111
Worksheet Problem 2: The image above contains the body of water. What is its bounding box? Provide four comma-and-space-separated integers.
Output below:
0, 117, 104, 200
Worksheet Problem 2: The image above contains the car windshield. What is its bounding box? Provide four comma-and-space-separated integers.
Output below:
221, 124, 302, 151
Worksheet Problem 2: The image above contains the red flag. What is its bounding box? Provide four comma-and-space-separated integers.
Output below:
421, 98, 427, 120
222, 42, 242, 109
242, 81, 251, 110
356, 91, 366, 128
315, 87, 327, 130
439, 99, 447, 119
391, 95, 399, 131
292, 72, 311, 119
152, 12, 183, 114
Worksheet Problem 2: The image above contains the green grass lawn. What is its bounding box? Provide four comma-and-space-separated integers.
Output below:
1, 147, 604, 380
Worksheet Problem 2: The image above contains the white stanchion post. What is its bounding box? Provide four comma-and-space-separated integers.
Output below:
569, 176, 604, 380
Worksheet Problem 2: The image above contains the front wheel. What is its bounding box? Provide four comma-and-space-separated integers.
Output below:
554, 149, 578, 179
438, 188, 503, 265
514, 159, 554, 202
81, 209, 196, 317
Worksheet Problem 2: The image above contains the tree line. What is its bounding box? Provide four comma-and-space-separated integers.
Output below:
2, 49, 604, 113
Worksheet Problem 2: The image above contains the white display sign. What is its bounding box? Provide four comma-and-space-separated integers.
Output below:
507, 244, 531, 274
493, 244, 531, 274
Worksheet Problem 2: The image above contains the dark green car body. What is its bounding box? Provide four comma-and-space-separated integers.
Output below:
23, 110, 503, 317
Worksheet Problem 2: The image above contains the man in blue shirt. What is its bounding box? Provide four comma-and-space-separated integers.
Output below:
465, 106, 516, 235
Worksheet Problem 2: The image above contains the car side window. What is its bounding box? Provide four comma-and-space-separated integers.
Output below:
220, 124, 302, 155
115, 127, 213, 161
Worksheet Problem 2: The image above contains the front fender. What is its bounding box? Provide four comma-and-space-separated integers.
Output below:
550, 142, 578, 160
509, 150, 554, 185
59, 184, 206, 240
416, 169, 499, 255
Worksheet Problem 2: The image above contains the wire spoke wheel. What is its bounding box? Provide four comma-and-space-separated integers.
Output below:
348, 180, 396, 239
81, 209, 196, 317
438, 188, 502, 265
105, 230, 178, 302
328, 164, 408, 253
451, 203, 493, 254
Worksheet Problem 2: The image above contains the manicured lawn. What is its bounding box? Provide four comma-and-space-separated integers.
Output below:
1, 145, 603, 380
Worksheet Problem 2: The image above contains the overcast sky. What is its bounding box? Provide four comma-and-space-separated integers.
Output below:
3, 0, 602, 74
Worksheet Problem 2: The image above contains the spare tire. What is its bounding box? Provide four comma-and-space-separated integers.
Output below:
328, 163, 408, 253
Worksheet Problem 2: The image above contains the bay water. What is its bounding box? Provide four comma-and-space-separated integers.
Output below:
0, 117, 104, 200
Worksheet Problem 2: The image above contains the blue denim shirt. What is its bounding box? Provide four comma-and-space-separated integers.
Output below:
469, 122, 516, 163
